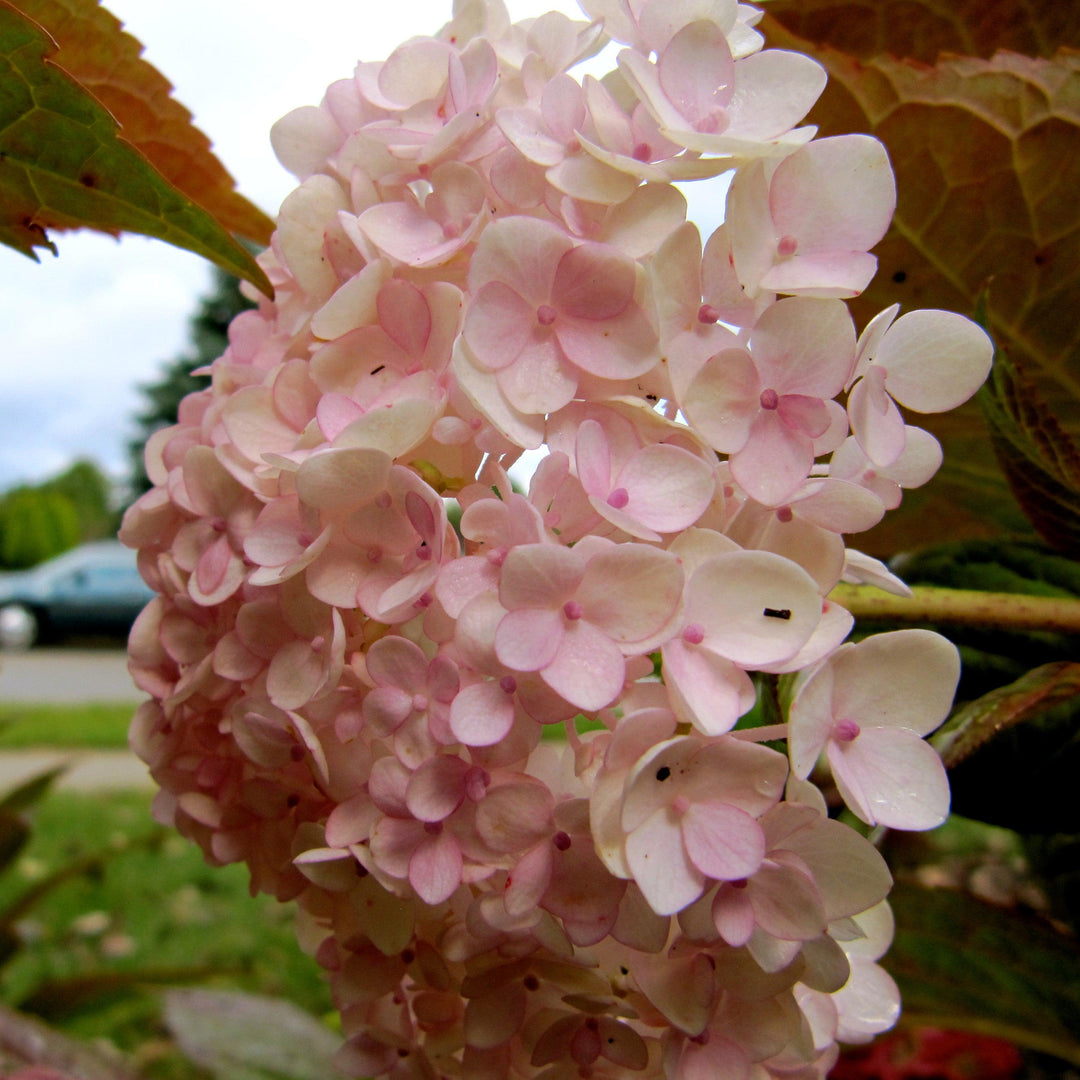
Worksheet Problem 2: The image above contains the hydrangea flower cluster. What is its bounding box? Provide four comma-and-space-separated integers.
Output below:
121, 2, 993, 1076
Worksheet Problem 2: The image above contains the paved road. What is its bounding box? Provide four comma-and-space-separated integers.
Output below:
0, 647, 143, 703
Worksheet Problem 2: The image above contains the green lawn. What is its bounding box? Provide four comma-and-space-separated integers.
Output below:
0, 700, 334, 1077
0, 788, 333, 1078
0, 703, 134, 749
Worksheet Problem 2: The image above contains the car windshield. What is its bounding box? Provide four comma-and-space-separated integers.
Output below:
27, 544, 136, 585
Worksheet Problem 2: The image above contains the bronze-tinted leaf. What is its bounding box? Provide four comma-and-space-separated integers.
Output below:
758, 18, 1080, 551
935, 660, 1080, 768
0, 3, 271, 293
17, 0, 274, 247
762, 0, 1080, 65
932, 661, 1080, 833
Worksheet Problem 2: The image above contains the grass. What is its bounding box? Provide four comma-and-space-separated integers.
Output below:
0, 789, 333, 1078
0, 702, 134, 749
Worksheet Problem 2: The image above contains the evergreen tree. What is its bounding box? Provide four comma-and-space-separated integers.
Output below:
126, 267, 255, 498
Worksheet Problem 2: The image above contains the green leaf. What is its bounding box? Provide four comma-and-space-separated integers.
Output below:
0, 812, 30, 874
0, 764, 64, 815
163, 988, 342, 1080
1025, 832, 1080, 935
886, 881, 1080, 1065
933, 663, 1080, 832
0, 2, 271, 293
979, 349, 1080, 554
14, 0, 275, 247
897, 539, 1080, 597
935, 661, 1080, 767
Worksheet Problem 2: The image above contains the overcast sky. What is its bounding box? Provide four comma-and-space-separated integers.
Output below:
0, 0, 721, 496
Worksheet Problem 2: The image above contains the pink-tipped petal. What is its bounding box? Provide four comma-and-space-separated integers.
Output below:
542, 619, 627, 711
829, 727, 950, 831
681, 800, 765, 881
830, 629, 960, 736
410, 829, 463, 905
450, 681, 517, 746
625, 806, 706, 915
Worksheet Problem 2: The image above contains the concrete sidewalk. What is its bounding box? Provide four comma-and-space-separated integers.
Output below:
0, 749, 153, 793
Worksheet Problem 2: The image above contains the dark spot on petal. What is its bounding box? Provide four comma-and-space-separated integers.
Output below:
763, 607, 791, 620
892, 270, 907, 283
656, 766, 671, 781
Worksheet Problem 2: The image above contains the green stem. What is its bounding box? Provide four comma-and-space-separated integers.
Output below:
829, 584, 1080, 635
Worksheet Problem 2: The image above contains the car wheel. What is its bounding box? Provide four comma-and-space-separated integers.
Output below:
0, 605, 38, 651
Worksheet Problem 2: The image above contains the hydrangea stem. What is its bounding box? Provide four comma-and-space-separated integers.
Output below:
830, 584, 1080, 635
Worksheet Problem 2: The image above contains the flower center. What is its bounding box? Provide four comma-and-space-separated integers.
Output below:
760, 388, 780, 410
682, 623, 705, 645
777, 234, 799, 257
465, 766, 490, 802
563, 600, 584, 620
606, 487, 629, 509
537, 304, 557, 326
834, 719, 861, 743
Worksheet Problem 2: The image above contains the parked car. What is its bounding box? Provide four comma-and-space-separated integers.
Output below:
0, 541, 154, 650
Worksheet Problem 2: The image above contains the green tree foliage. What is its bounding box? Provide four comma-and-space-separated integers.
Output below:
0, 459, 114, 569
126, 267, 255, 498
0, 487, 80, 570
38, 460, 113, 542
